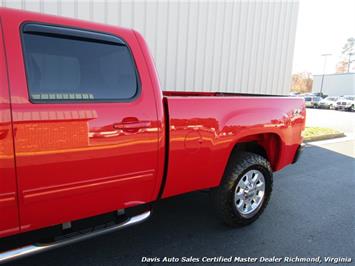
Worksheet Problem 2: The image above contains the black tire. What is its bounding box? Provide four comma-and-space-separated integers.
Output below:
210, 152, 273, 227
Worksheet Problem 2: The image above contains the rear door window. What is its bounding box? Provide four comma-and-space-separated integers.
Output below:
22, 24, 139, 103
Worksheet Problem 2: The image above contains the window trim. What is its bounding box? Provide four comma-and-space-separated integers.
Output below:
20, 22, 141, 104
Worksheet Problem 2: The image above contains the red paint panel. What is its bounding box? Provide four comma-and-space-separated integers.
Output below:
0, 17, 20, 238
0, 8, 163, 233
163, 96, 305, 198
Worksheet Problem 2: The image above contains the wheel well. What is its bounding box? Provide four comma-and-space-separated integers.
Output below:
231, 133, 282, 170
232, 142, 267, 159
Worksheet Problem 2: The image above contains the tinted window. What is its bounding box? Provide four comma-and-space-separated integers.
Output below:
22, 26, 138, 102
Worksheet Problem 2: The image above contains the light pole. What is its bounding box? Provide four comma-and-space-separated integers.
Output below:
347, 52, 354, 72
320, 53, 332, 96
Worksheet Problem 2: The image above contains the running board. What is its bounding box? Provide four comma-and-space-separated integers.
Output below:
0, 211, 151, 264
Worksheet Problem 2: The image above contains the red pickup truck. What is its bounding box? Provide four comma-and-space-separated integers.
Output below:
0, 7, 305, 263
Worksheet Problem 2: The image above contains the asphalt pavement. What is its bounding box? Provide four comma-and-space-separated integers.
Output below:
306, 108, 355, 135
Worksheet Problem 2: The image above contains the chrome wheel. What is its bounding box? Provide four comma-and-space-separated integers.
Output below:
234, 169, 265, 218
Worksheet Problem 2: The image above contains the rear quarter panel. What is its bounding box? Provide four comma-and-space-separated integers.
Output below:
163, 96, 305, 198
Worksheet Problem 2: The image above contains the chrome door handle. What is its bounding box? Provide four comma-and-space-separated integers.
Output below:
113, 121, 151, 130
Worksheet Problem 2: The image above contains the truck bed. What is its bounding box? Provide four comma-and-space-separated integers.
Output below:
163, 91, 287, 97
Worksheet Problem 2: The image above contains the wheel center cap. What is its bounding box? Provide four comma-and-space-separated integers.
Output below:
244, 188, 256, 198
244, 189, 255, 199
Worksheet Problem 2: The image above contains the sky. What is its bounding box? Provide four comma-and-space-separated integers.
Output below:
292, 0, 355, 75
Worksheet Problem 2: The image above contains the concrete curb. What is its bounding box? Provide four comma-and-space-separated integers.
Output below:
304, 132, 346, 143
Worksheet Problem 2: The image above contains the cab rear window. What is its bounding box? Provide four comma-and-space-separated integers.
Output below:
21, 24, 139, 103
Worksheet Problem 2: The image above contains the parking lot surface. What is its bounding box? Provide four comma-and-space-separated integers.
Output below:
306, 108, 355, 134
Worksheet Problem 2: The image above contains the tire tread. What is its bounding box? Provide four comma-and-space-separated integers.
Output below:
211, 152, 273, 227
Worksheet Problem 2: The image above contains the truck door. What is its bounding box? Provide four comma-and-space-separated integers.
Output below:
0, 20, 19, 238
4, 19, 160, 232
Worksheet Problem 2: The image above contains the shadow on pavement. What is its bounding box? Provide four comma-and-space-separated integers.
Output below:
10, 145, 355, 266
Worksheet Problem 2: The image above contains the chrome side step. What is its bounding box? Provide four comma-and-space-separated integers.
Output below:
0, 211, 151, 264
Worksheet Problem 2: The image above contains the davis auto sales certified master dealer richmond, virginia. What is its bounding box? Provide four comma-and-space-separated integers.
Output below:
141, 256, 352, 264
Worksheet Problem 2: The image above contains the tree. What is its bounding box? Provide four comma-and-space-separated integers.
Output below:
342, 37, 355, 55
336, 37, 355, 73
336, 60, 348, 73
290, 72, 313, 93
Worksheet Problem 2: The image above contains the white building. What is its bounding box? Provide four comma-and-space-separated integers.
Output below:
312, 73, 355, 96
0, 0, 299, 95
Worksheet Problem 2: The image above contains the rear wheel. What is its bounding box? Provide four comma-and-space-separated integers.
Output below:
210, 152, 273, 227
